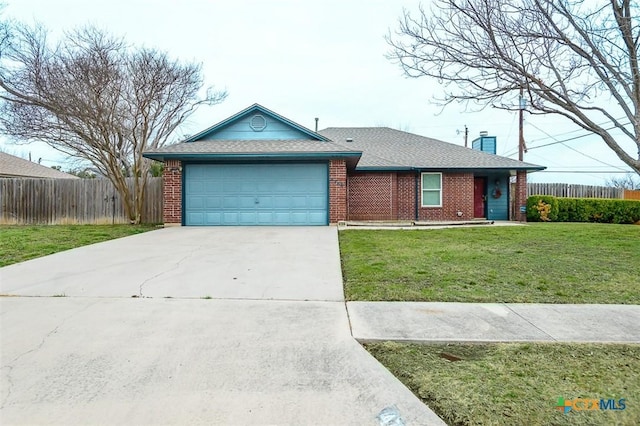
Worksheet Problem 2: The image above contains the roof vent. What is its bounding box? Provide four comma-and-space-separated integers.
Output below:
346, 137, 353, 142
250, 114, 267, 132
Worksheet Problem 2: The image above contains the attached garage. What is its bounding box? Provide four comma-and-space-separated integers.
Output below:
144, 104, 361, 226
184, 163, 329, 226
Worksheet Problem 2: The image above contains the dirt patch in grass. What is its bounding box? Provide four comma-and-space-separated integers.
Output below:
0, 224, 156, 267
366, 342, 640, 426
339, 223, 640, 303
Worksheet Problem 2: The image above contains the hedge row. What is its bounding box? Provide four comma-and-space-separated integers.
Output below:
527, 195, 640, 224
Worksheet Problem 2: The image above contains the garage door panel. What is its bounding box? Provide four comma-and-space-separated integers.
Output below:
273, 196, 291, 208
205, 196, 222, 209
187, 181, 205, 193
205, 212, 222, 224
256, 196, 273, 208
289, 196, 308, 208
223, 212, 238, 223
223, 181, 255, 193
308, 212, 326, 223
291, 212, 313, 223
187, 197, 204, 209
185, 163, 328, 226
308, 196, 326, 208
187, 212, 204, 224
257, 212, 274, 223
238, 212, 257, 224
306, 180, 326, 191
273, 212, 292, 224
233, 196, 258, 209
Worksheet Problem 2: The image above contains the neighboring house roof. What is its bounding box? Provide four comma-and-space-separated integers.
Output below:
318, 127, 545, 171
0, 152, 79, 179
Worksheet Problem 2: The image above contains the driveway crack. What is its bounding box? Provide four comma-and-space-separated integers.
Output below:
1, 299, 100, 410
138, 245, 202, 297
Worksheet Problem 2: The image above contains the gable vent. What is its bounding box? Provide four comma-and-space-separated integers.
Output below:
250, 114, 267, 132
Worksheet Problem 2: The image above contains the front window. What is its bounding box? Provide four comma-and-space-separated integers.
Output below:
421, 173, 442, 207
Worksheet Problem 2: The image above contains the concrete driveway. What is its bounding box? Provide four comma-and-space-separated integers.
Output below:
0, 227, 445, 425
0, 227, 344, 301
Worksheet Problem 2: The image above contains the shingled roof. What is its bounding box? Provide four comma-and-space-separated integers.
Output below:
144, 120, 543, 172
0, 152, 79, 179
144, 139, 361, 157
143, 139, 363, 167
319, 127, 544, 171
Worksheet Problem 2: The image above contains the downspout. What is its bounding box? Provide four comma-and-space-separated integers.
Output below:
414, 171, 419, 221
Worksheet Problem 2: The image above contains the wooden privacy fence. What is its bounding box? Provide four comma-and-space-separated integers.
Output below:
528, 183, 624, 199
0, 177, 163, 224
624, 189, 640, 200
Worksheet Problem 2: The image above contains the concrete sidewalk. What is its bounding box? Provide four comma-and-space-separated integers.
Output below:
1, 297, 446, 425
348, 302, 640, 343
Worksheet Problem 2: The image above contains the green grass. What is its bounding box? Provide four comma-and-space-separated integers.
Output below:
367, 342, 640, 426
339, 223, 640, 304
0, 225, 156, 267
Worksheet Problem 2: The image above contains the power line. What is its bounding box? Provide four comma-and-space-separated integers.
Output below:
527, 116, 628, 145
538, 170, 634, 174
503, 116, 630, 157
526, 121, 628, 171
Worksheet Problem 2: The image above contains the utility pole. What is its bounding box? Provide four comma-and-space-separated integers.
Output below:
518, 84, 527, 161
464, 125, 468, 148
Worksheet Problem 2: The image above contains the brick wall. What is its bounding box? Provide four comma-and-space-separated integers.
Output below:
163, 159, 182, 224
161, 161, 482, 225
397, 173, 417, 220
347, 173, 394, 220
417, 172, 474, 221
515, 170, 527, 222
329, 159, 347, 223
345, 171, 473, 221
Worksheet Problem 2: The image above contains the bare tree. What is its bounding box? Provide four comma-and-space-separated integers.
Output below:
606, 173, 640, 189
0, 24, 226, 223
387, 0, 640, 176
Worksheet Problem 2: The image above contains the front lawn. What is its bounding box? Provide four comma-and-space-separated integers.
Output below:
339, 223, 640, 304
0, 225, 156, 267
367, 342, 640, 426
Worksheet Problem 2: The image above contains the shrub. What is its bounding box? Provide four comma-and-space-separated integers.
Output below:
526, 196, 558, 222
527, 196, 640, 224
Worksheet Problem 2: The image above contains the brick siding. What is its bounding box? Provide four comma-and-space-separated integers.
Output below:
161, 160, 492, 225
163, 159, 182, 224
417, 173, 474, 221
515, 170, 527, 222
347, 173, 394, 220
397, 173, 417, 220
329, 159, 347, 223
346, 171, 474, 221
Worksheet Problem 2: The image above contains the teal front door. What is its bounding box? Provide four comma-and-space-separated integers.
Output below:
184, 163, 328, 226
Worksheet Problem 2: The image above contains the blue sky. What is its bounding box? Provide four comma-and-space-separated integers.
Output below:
1, 0, 636, 184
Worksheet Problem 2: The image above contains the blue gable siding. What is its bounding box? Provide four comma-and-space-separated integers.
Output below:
485, 173, 509, 220
200, 115, 312, 140
186, 104, 327, 142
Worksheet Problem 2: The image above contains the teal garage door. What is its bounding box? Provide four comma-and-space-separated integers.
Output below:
184, 164, 328, 226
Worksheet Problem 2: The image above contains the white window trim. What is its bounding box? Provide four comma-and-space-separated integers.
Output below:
421, 172, 443, 208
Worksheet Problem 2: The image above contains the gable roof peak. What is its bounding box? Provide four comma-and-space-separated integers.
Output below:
185, 103, 329, 142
